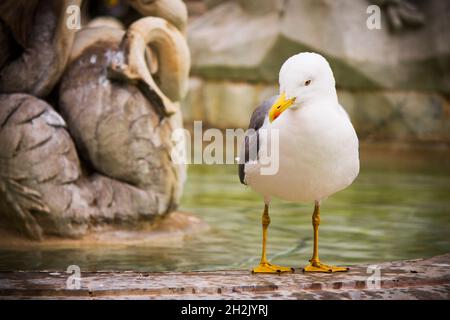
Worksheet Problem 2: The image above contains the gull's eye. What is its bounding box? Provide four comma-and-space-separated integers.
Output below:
305, 80, 311, 86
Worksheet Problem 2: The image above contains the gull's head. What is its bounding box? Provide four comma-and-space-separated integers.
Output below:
269, 52, 337, 123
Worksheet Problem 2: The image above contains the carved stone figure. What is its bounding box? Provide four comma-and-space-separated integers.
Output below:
0, 0, 190, 240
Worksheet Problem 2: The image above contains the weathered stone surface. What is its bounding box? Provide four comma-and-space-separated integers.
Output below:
0, 35, 188, 239
188, 0, 450, 94
0, 211, 209, 248
0, 0, 81, 97
0, 253, 448, 299
0, 93, 184, 240
0, 1, 192, 240
182, 78, 450, 143
60, 41, 185, 199
182, 78, 276, 128
0, 94, 88, 239
338, 90, 450, 142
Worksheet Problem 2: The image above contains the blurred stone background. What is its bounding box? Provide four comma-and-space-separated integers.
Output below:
183, 0, 450, 145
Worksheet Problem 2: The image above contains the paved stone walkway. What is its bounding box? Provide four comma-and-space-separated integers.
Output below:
0, 254, 449, 299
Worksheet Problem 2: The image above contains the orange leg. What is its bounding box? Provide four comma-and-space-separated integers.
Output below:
303, 202, 349, 273
252, 204, 294, 273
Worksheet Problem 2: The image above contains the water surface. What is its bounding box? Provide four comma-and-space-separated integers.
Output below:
0, 146, 449, 271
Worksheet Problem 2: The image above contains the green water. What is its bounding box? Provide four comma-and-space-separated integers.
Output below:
0, 148, 449, 271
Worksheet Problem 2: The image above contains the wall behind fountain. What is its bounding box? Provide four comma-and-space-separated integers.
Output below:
183, 0, 450, 145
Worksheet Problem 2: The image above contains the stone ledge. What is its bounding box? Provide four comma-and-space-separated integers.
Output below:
0, 254, 449, 299
0, 212, 209, 248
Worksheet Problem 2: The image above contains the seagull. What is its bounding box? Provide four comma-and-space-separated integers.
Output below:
239, 52, 360, 273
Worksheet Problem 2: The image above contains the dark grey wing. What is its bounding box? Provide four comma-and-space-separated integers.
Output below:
238, 95, 277, 185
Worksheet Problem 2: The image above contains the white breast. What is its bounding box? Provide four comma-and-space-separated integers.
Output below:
244, 104, 360, 203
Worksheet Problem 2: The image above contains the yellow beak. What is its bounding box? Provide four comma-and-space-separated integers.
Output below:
268, 92, 296, 123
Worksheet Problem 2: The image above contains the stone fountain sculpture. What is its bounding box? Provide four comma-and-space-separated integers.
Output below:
0, 0, 190, 240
